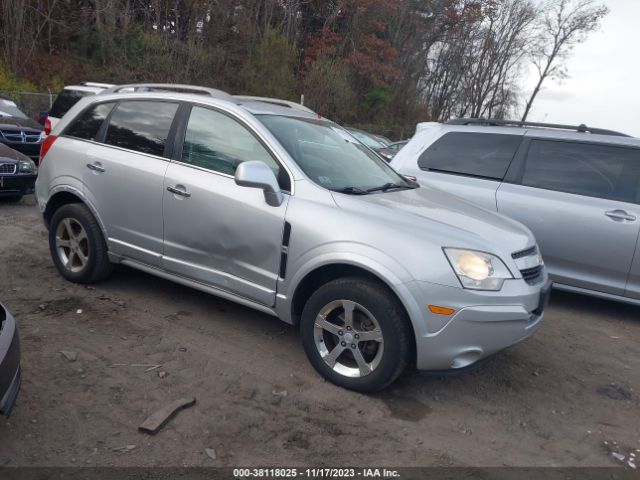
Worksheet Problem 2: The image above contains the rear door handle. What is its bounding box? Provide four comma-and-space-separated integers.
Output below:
605, 209, 636, 222
167, 185, 191, 198
86, 162, 105, 173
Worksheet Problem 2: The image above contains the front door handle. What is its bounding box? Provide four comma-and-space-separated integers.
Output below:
605, 209, 636, 222
86, 162, 105, 173
167, 185, 191, 198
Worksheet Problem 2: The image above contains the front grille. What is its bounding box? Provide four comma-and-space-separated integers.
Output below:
512, 245, 537, 259
0, 128, 42, 144
0, 163, 16, 174
520, 265, 543, 285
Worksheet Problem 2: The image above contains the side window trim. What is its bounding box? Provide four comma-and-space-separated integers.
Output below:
96, 100, 120, 143
503, 136, 531, 184
171, 103, 293, 193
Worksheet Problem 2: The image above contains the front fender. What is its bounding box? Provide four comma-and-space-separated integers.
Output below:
275, 243, 429, 338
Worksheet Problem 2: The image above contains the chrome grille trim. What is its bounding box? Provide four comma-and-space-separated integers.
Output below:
512, 245, 537, 259
0, 163, 17, 174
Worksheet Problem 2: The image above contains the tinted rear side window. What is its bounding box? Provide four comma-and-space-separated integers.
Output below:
105, 101, 179, 157
64, 102, 115, 141
49, 90, 93, 118
418, 132, 522, 180
522, 140, 640, 202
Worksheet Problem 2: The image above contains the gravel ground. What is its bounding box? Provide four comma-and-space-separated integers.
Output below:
0, 196, 639, 468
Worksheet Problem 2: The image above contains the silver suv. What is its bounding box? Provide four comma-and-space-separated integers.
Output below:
392, 119, 640, 306
35, 92, 550, 391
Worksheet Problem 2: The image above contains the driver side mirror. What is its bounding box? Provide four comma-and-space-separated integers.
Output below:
235, 161, 284, 207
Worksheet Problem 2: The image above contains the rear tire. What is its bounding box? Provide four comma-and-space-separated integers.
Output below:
300, 277, 412, 392
49, 203, 113, 283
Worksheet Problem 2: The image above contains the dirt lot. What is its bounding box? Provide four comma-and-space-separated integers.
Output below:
0, 195, 639, 468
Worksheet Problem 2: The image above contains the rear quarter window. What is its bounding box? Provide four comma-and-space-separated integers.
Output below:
49, 90, 94, 118
418, 132, 522, 180
64, 102, 115, 141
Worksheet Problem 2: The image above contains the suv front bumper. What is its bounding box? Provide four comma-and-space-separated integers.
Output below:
406, 275, 551, 371
0, 304, 21, 416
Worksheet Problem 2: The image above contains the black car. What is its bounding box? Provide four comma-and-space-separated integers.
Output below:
0, 143, 38, 201
0, 98, 43, 164
0, 303, 21, 416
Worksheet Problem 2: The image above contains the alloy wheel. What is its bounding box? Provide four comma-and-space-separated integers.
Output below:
313, 299, 384, 378
55, 218, 89, 273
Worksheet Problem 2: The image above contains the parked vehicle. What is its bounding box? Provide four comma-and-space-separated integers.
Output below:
0, 303, 21, 416
46, 83, 114, 133
0, 97, 43, 164
392, 118, 640, 305
345, 127, 390, 150
0, 143, 37, 201
377, 140, 408, 162
36, 92, 550, 392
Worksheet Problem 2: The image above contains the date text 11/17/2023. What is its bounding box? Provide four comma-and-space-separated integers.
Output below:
232, 468, 401, 478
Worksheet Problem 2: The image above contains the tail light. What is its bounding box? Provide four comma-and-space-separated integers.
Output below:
44, 118, 52, 135
40, 135, 58, 164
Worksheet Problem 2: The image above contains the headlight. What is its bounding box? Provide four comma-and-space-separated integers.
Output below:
17, 159, 36, 174
443, 248, 513, 291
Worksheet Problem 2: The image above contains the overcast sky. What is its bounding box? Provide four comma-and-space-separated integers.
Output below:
522, 0, 640, 137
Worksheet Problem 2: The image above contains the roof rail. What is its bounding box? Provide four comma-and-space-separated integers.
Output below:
82, 82, 115, 88
100, 83, 234, 102
233, 95, 316, 114
446, 118, 630, 137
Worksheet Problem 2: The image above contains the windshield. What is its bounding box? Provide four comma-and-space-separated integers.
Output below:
0, 100, 28, 119
346, 129, 386, 149
258, 115, 412, 192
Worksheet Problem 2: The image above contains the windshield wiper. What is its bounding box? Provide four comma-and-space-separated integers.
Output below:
365, 182, 417, 193
332, 186, 370, 195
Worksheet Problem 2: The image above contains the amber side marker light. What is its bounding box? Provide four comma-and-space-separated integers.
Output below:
428, 305, 456, 315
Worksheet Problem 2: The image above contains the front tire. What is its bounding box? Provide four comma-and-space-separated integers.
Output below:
300, 277, 412, 392
49, 203, 113, 283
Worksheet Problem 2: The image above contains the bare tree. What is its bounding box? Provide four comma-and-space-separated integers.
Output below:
521, 0, 608, 121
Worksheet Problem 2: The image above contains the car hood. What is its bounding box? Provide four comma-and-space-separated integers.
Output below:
0, 116, 42, 130
331, 185, 534, 255
0, 143, 30, 163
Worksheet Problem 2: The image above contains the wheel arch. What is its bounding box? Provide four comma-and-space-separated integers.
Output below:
287, 261, 419, 365
43, 187, 108, 241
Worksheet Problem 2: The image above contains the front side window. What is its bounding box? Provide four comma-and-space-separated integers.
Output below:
522, 140, 640, 202
418, 132, 522, 180
181, 106, 290, 190
105, 101, 179, 157
259, 115, 411, 192
64, 102, 115, 141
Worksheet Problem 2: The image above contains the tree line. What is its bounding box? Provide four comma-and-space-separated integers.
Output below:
0, 0, 607, 138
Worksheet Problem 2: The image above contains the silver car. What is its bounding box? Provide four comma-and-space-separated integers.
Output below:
392, 118, 640, 306
35, 92, 550, 391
